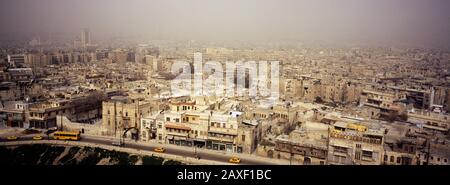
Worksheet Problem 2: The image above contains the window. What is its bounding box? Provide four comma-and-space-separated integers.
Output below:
125, 112, 128, 117
166, 117, 170, 121
444, 159, 448, 163
362, 150, 372, 158
356, 144, 361, 149
355, 152, 361, 160
334, 146, 347, 153
242, 135, 245, 142
390, 156, 394, 162
396, 157, 401, 163
384, 155, 388, 161
437, 158, 440, 162
222, 123, 226, 128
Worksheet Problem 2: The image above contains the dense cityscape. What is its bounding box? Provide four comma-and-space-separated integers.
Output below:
1, 0, 450, 166
1, 30, 449, 165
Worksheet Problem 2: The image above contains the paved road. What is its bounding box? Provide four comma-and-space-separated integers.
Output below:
0, 134, 288, 165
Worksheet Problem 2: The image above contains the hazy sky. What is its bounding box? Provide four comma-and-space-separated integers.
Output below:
1, 0, 449, 47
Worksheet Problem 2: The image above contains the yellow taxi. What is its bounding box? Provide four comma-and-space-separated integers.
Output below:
6, 136, 18, 141
154, 147, 166, 153
229, 157, 241, 164
32, 136, 43, 140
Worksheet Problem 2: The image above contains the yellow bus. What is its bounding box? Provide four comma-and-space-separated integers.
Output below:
53, 131, 81, 141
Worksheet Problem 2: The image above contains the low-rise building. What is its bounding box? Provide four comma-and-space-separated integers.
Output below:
274, 121, 329, 165
327, 121, 385, 165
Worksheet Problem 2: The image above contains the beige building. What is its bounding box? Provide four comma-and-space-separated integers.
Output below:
153, 96, 261, 154
101, 96, 155, 137
327, 121, 385, 165
360, 89, 407, 120
274, 121, 329, 165
408, 110, 450, 133
280, 78, 303, 100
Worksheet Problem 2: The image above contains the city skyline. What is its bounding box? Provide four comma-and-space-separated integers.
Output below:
2, 2, 450, 181
0, 0, 450, 48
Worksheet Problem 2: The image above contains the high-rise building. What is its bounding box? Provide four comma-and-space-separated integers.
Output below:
81, 28, 91, 46
145, 55, 157, 70
135, 44, 149, 63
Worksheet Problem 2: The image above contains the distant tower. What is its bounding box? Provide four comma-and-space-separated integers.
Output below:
81, 28, 91, 46
135, 44, 149, 63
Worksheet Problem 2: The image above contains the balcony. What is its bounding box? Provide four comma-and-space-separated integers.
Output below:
166, 131, 188, 138
207, 132, 235, 143
330, 131, 382, 145
208, 126, 238, 136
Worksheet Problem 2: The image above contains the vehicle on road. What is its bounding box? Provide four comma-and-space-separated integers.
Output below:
32, 136, 43, 140
6, 136, 18, 141
154, 147, 166, 153
53, 131, 81, 141
229, 157, 241, 164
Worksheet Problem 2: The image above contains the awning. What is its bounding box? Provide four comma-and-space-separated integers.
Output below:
174, 136, 187, 141
332, 143, 350, 148
208, 130, 238, 136
192, 138, 206, 142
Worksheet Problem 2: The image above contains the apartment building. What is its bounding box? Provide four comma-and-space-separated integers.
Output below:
327, 121, 385, 165
274, 121, 329, 165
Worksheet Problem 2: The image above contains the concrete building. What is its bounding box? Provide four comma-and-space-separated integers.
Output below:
408, 110, 450, 134
274, 121, 329, 165
7, 54, 27, 68
101, 96, 155, 137
81, 28, 91, 47
327, 121, 385, 165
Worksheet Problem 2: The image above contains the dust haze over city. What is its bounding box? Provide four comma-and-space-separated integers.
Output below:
1, 0, 450, 172
1, 0, 450, 48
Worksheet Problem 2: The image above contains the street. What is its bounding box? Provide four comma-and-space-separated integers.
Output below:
0, 134, 294, 165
